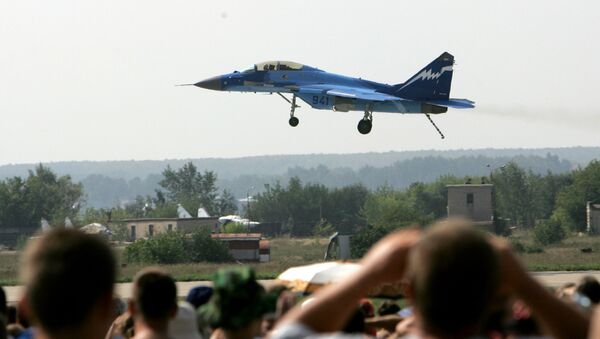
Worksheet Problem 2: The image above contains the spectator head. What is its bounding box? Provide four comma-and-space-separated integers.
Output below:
129, 268, 178, 324
359, 299, 375, 318
168, 302, 202, 339
378, 301, 401, 316
341, 307, 366, 334
200, 267, 268, 336
22, 228, 116, 339
577, 276, 600, 305
406, 218, 500, 337
185, 286, 213, 309
7, 305, 17, 325
0, 286, 6, 322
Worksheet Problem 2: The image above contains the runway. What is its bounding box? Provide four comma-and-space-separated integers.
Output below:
4, 271, 600, 303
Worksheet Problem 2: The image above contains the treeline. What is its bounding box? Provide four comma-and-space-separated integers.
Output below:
1, 147, 597, 181
249, 160, 600, 244
81, 163, 237, 225
77, 154, 573, 208
0, 165, 83, 230
0, 163, 237, 232
1, 160, 599, 248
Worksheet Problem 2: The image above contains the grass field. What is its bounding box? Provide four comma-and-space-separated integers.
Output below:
1, 232, 600, 285
512, 229, 600, 271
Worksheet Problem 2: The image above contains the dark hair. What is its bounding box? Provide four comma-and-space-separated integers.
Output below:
0, 286, 6, 318
378, 300, 401, 316
25, 229, 116, 333
342, 307, 366, 334
577, 276, 600, 304
133, 268, 177, 321
7, 306, 17, 324
407, 219, 499, 335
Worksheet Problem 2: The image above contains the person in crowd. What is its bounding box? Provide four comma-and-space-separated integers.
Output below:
577, 276, 600, 305
377, 301, 401, 317
168, 302, 202, 339
185, 286, 213, 310
20, 228, 116, 339
271, 218, 589, 339
6, 305, 25, 338
128, 268, 178, 339
0, 287, 6, 339
261, 284, 296, 337
200, 267, 269, 339
184, 286, 214, 338
106, 311, 134, 339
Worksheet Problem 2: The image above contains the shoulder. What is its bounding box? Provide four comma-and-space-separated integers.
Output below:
270, 322, 371, 339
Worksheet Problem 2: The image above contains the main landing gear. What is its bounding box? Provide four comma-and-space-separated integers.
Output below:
357, 108, 373, 134
277, 93, 300, 127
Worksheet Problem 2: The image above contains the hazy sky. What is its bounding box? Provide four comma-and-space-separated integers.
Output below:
0, 0, 598, 165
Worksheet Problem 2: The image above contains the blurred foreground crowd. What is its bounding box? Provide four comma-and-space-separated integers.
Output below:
1, 218, 600, 339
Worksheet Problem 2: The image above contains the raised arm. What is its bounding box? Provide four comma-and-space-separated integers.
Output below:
275, 229, 420, 333
492, 238, 590, 339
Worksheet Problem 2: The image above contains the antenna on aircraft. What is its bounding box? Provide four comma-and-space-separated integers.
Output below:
425, 113, 445, 139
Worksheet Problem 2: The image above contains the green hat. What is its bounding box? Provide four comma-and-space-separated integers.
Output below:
199, 267, 269, 330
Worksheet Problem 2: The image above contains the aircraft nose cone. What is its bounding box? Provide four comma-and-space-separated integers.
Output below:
194, 76, 222, 90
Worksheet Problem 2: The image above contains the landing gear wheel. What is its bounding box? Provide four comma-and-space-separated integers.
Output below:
289, 116, 299, 127
357, 119, 372, 134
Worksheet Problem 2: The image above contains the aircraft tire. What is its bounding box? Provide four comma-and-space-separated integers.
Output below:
289, 117, 299, 127
357, 119, 372, 134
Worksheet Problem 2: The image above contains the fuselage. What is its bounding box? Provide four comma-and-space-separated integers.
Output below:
202, 66, 391, 93
194, 61, 448, 114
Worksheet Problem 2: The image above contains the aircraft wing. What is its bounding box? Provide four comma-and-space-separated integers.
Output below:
291, 84, 401, 102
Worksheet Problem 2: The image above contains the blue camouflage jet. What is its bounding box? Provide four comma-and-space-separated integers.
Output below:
187, 52, 474, 137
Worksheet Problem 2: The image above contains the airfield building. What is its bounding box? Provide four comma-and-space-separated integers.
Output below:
447, 184, 494, 228
115, 217, 218, 241
211, 233, 265, 261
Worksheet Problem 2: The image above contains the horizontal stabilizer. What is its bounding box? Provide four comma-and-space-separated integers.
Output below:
424, 98, 475, 109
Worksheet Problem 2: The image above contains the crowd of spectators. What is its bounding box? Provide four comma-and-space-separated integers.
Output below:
1, 218, 600, 338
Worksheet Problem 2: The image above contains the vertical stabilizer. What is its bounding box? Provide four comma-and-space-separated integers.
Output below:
394, 52, 454, 100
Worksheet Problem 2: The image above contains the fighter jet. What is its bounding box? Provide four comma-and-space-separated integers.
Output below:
187, 52, 474, 137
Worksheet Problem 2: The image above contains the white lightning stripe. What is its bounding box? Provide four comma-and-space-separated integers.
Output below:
328, 90, 356, 97
398, 65, 453, 91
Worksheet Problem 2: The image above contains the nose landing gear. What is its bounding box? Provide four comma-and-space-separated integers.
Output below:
277, 93, 301, 127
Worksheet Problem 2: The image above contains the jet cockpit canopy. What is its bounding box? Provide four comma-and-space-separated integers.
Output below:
254, 61, 305, 71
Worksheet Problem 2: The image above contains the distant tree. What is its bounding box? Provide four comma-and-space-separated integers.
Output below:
251, 178, 366, 235
215, 189, 238, 216
159, 162, 219, 215
361, 186, 421, 229
492, 162, 532, 227
222, 222, 247, 234
123, 229, 232, 264
534, 219, 566, 245
554, 160, 600, 231
0, 165, 83, 231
